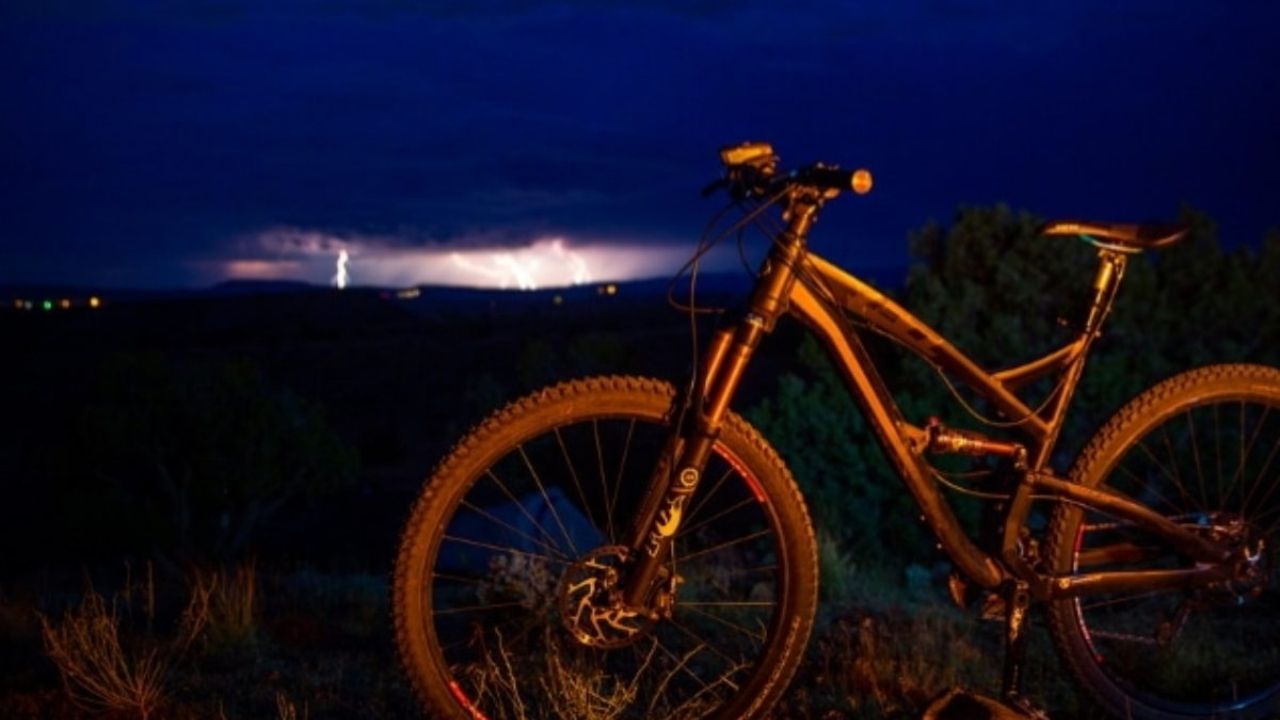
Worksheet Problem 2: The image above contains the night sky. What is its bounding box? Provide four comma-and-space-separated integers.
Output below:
2, 1, 1278, 289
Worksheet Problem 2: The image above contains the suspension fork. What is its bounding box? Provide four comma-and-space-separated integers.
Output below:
620, 202, 818, 607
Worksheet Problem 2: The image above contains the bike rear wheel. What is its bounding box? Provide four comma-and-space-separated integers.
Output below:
1046, 364, 1280, 720
393, 376, 818, 720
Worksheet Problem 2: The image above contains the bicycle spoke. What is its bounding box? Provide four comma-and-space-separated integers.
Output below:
610, 418, 636, 540
1249, 501, 1280, 534
680, 604, 767, 644
666, 617, 750, 673
432, 571, 491, 586
459, 499, 572, 561
678, 496, 755, 539
483, 469, 566, 555
644, 638, 715, 718
650, 635, 714, 692
1134, 439, 1202, 513
1186, 409, 1209, 512
1163, 425, 1203, 515
1114, 459, 1182, 515
1242, 435, 1280, 520
678, 529, 772, 564
683, 467, 736, 529
438, 614, 538, 655
591, 420, 616, 545
1227, 404, 1270, 510
678, 600, 776, 608
441, 534, 571, 566
666, 667, 745, 720
433, 600, 530, 616
714, 563, 778, 578
1215, 402, 1224, 505
555, 426, 601, 540
517, 444, 580, 556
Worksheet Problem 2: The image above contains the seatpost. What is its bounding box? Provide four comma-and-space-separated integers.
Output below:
1083, 250, 1128, 336
620, 197, 820, 608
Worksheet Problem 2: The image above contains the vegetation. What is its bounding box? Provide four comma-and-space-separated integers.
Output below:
37, 564, 211, 719
0, 205, 1275, 717
49, 354, 359, 564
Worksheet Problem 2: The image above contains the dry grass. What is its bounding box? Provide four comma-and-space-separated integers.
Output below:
539, 640, 644, 720
454, 626, 744, 720
275, 689, 308, 720
37, 564, 212, 719
808, 606, 996, 717
192, 559, 259, 651
39, 589, 168, 719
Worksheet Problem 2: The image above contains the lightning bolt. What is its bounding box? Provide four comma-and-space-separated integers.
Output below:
332, 249, 350, 289
549, 238, 590, 284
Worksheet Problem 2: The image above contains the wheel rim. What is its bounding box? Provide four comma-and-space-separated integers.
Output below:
1071, 396, 1280, 714
423, 413, 788, 719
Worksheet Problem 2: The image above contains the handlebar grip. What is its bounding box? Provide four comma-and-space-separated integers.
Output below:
797, 166, 874, 195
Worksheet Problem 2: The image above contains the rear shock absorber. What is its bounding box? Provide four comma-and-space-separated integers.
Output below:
924, 417, 1026, 468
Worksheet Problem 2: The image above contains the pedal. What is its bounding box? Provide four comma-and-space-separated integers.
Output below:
980, 592, 1007, 622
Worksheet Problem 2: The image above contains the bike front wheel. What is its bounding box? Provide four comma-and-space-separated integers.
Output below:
393, 376, 818, 720
1046, 364, 1280, 720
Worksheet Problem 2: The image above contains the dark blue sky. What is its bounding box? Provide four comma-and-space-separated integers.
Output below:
2, 1, 1278, 288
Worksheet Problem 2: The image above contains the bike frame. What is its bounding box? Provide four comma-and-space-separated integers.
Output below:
623, 192, 1234, 606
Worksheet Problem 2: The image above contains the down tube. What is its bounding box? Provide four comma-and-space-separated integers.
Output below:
788, 280, 1005, 589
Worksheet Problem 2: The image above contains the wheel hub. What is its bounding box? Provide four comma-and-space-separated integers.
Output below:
1195, 514, 1270, 604
556, 545, 658, 649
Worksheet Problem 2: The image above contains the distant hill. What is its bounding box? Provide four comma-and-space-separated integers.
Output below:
0, 265, 908, 317
207, 279, 320, 296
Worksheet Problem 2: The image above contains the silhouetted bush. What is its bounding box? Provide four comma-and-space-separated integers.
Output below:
50, 354, 358, 565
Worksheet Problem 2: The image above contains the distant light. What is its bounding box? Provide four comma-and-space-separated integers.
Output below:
11, 299, 21, 310
59, 298, 72, 310
605, 284, 618, 296
852, 169, 873, 195
552, 294, 563, 305
89, 296, 101, 308
395, 288, 420, 300
42, 300, 53, 311
23, 301, 32, 310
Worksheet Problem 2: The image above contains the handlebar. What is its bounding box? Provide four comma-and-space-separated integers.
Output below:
794, 166, 874, 195
712, 141, 873, 200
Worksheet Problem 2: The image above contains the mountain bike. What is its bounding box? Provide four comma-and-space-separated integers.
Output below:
393, 142, 1280, 720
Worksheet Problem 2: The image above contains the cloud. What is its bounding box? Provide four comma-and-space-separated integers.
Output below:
206, 227, 725, 289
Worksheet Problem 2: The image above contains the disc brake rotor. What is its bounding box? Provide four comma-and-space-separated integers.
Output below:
557, 545, 659, 649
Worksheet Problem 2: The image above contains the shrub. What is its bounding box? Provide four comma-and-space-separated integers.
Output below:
38, 565, 211, 719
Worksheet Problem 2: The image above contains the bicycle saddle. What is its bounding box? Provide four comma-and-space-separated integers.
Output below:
1040, 220, 1189, 251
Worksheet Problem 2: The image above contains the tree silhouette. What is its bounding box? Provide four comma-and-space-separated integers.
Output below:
61, 353, 358, 564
